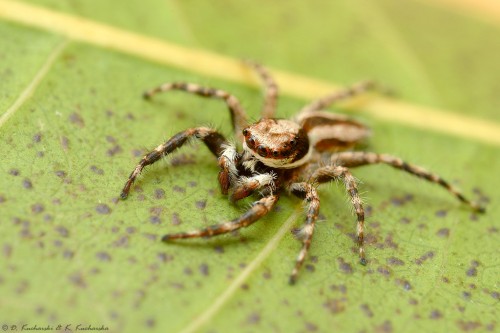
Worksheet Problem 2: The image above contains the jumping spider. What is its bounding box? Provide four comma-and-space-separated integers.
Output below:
120, 61, 484, 284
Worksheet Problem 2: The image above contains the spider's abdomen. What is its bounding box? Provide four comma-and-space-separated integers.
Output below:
297, 111, 370, 152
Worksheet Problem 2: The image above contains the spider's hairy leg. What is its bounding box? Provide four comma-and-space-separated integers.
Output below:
331, 152, 485, 213
230, 172, 276, 202
298, 80, 377, 114
244, 60, 279, 119
162, 194, 279, 240
310, 165, 367, 265
143, 82, 248, 141
288, 182, 320, 285
120, 127, 227, 199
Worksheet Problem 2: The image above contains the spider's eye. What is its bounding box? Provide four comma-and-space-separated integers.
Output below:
257, 145, 268, 157
272, 150, 279, 157
290, 139, 295, 146
242, 129, 248, 136
247, 136, 255, 146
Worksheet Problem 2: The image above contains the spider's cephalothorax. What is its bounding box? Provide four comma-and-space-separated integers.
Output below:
120, 61, 484, 284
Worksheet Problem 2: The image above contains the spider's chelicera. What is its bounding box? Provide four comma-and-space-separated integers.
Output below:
120, 62, 484, 284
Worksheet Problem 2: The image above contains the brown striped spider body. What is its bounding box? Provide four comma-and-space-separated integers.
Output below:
120, 62, 484, 284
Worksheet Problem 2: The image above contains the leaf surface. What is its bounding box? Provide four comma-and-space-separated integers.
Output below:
0, 1, 498, 332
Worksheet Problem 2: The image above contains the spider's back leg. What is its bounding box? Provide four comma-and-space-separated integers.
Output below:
288, 182, 320, 284
331, 152, 485, 212
120, 127, 231, 199
245, 60, 279, 119
298, 80, 377, 114
143, 82, 248, 142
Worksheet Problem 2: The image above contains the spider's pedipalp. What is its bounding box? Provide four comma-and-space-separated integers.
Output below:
331, 152, 485, 212
310, 165, 366, 264
245, 60, 279, 119
288, 182, 320, 285
120, 127, 228, 199
230, 172, 276, 202
161, 194, 279, 240
143, 82, 248, 141
218, 143, 240, 195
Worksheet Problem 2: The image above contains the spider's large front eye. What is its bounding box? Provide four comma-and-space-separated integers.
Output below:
257, 145, 268, 157
242, 129, 248, 136
247, 136, 255, 147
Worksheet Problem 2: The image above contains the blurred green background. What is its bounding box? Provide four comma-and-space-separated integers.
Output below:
0, 1, 498, 332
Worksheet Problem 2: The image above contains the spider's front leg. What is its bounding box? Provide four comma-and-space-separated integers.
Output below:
331, 152, 485, 212
120, 127, 229, 199
288, 182, 320, 285
309, 165, 367, 265
161, 194, 279, 240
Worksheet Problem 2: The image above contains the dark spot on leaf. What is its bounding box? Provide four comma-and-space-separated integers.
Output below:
399, 217, 411, 224
55, 226, 69, 238
394, 278, 412, 290
305, 322, 318, 332
60, 136, 70, 151
377, 265, 391, 277
96, 204, 111, 214
305, 264, 315, 272
173, 185, 185, 193
462, 291, 472, 300
54, 170, 67, 178
9, 169, 19, 176
199, 263, 209, 276
360, 303, 373, 317
490, 291, 499, 300
106, 135, 116, 143
31, 203, 44, 214
143, 233, 158, 241
63, 250, 74, 259
154, 188, 165, 199
33, 132, 42, 143
0, 195, 6, 203
323, 298, 346, 314
3, 244, 12, 258
96, 252, 112, 262
170, 153, 196, 166
183, 267, 193, 275
436, 228, 450, 238
466, 268, 477, 277
337, 258, 353, 274
262, 270, 272, 280
430, 310, 443, 319
23, 178, 33, 189
145, 318, 155, 328
36, 151, 44, 158
149, 216, 161, 224
172, 213, 181, 225
457, 320, 481, 331
246, 312, 260, 325
240, 284, 249, 290
90, 165, 104, 175
188, 181, 197, 187
113, 236, 129, 248
415, 251, 435, 265
156, 252, 174, 263
107, 145, 123, 157
375, 320, 393, 333
68, 271, 87, 288
69, 112, 85, 128
386, 257, 405, 266
214, 245, 224, 253
435, 210, 447, 217
196, 200, 207, 209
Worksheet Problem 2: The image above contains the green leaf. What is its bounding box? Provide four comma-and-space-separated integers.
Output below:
1, 1, 498, 333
